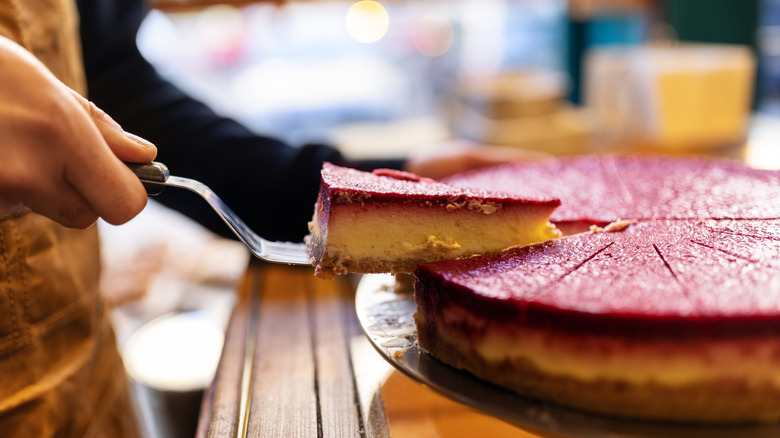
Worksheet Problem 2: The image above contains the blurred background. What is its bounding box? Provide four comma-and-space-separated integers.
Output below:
108, 2, 780, 436
135, 0, 779, 167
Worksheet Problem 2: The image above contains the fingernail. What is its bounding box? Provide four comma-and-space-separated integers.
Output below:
124, 131, 156, 150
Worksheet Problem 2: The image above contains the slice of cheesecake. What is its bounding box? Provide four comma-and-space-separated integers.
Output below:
306, 163, 561, 278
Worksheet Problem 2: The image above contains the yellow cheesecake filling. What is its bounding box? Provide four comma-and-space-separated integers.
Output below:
319, 202, 560, 271
432, 304, 780, 387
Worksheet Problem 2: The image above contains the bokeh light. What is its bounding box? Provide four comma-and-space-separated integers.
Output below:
412, 14, 455, 57
346, 1, 390, 44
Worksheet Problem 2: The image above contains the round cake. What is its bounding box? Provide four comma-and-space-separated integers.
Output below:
413, 155, 780, 423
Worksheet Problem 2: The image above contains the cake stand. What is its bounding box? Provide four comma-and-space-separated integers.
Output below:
356, 274, 780, 438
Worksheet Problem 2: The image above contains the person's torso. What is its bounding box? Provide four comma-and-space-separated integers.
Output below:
0, 2, 140, 436
0, 0, 85, 93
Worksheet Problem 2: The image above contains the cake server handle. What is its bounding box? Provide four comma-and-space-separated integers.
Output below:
125, 161, 312, 266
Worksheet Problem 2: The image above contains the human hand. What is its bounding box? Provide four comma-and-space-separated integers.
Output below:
403, 139, 550, 180
0, 36, 157, 228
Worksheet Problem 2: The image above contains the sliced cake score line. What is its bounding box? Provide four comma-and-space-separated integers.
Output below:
701, 226, 780, 243
600, 155, 636, 210
652, 243, 682, 285
687, 239, 761, 263
529, 241, 616, 300
698, 217, 780, 222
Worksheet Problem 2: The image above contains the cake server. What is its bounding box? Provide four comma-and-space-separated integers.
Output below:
127, 161, 311, 266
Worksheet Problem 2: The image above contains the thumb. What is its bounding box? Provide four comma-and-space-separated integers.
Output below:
67, 89, 157, 163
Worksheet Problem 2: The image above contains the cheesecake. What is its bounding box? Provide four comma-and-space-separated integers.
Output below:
444, 154, 780, 233
306, 163, 561, 278
415, 155, 780, 423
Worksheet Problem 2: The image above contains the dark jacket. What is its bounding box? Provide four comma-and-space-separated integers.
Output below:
77, 0, 403, 241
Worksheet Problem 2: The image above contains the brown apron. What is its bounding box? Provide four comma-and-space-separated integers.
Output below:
0, 1, 141, 437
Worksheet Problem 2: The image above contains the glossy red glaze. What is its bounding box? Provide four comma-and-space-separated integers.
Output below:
444, 155, 780, 224
320, 162, 561, 208
418, 156, 780, 338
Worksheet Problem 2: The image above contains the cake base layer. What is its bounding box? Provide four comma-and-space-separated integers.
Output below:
415, 313, 780, 423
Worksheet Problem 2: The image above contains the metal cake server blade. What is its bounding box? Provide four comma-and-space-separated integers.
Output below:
127, 161, 311, 266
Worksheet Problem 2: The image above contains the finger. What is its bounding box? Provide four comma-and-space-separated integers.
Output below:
21, 182, 99, 229
57, 113, 149, 225
12, 146, 138, 227
63, 154, 149, 225
55, 90, 151, 224
67, 89, 157, 163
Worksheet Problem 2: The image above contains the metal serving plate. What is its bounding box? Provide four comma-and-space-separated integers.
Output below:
355, 274, 780, 438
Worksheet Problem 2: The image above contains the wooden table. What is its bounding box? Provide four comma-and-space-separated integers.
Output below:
196, 261, 539, 438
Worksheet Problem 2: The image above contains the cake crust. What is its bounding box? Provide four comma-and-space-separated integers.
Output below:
415, 312, 780, 423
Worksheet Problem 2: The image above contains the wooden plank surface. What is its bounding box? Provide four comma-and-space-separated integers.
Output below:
197, 272, 253, 438
310, 275, 364, 438
198, 262, 371, 438
247, 265, 318, 437
198, 262, 538, 438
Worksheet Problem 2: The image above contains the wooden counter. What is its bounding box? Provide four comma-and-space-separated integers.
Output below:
196, 261, 538, 438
